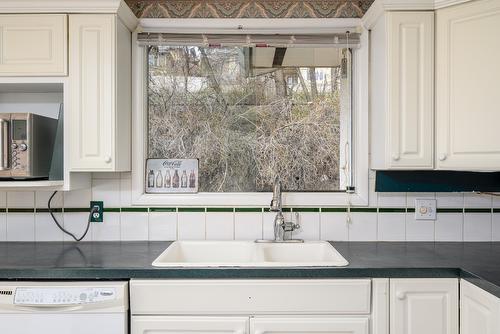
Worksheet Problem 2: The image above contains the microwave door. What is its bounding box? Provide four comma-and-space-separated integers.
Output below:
0, 118, 10, 171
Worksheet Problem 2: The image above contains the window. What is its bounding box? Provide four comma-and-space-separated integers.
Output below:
133, 23, 368, 206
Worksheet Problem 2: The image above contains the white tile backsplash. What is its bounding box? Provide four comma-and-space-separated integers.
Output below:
35, 212, 64, 241
7, 192, 34, 208
292, 212, 320, 241
149, 211, 177, 241
7, 213, 35, 241
177, 211, 206, 240
63, 212, 92, 242
463, 213, 491, 241
377, 212, 406, 241
435, 213, 463, 241
206, 212, 234, 240
234, 211, 263, 240
348, 212, 377, 241
0, 173, 497, 242
92, 212, 121, 241
405, 213, 434, 241
121, 212, 149, 241
320, 212, 348, 241
0, 213, 6, 241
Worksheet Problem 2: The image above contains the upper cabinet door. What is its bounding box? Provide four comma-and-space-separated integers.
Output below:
436, 0, 500, 170
0, 15, 67, 76
69, 14, 116, 171
386, 12, 434, 169
390, 278, 459, 334
132, 316, 249, 334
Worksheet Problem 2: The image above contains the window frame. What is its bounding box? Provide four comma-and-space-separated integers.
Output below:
132, 18, 369, 207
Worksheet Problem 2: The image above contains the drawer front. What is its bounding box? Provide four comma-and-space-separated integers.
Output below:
132, 316, 249, 334
250, 316, 370, 334
0, 15, 67, 76
131, 279, 371, 315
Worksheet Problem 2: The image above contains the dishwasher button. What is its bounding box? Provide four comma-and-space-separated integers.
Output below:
79, 293, 87, 301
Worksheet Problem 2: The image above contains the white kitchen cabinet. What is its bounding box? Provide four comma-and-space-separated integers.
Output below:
0, 15, 67, 76
250, 317, 369, 334
132, 316, 249, 334
370, 11, 434, 169
69, 14, 131, 172
436, 0, 500, 170
390, 278, 459, 334
460, 279, 500, 334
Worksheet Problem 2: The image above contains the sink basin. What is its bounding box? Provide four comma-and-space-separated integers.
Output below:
152, 241, 348, 267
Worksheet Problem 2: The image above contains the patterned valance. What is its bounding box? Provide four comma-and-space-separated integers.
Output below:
125, 0, 375, 19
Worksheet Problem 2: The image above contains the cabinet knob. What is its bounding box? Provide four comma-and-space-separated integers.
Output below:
439, 154, 447, 161
104, 156, 112, 163
392, 154, 400, 161
397, 292, 406, 300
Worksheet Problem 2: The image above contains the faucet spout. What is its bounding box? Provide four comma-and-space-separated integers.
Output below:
270, 175, 281, 212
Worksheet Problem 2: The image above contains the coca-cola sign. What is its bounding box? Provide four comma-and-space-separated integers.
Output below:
146, 158, 199, 194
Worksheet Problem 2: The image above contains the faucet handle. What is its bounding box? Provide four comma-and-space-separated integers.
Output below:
282, 221, 300, 232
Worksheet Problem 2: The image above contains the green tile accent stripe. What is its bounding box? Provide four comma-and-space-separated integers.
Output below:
36, 208, 62, 213
149, 207, 177, 212
103, 208, 121, 212
235, 208, 263, 212
0, 208, 6, 213
437, 208, 463, 213
321, 208, 347, 212
494, 208, 500, 213
292, 208, 320, 212
350, 207, 378, 213
206, 208, 234, 212
8, 208, 35, 213
378, 208, 406, 213
464, 208, 492, 213
121, 207, 148, 212
407, 208, 416, 213
177, 207, 205, 212
64, 207, 91, 213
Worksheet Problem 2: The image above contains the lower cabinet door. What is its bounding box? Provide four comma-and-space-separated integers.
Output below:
250, 317, 369, 334
390, 278, 459, 334
460, 279, 500, 334
132, 316, 249, 334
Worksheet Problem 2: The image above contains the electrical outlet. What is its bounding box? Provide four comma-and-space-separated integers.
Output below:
90, 201, 104, 223
414, 199, 436, 220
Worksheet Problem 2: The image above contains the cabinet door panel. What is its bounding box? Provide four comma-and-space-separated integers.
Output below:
436, 0, 500, 170
387, 12, 434, 169
460, 280, 500, 334
390, 278, 458, 334
0, 15, 67, 76
132, 316, 248, 334
250, 317, 369, 334
69, 14, 116, 170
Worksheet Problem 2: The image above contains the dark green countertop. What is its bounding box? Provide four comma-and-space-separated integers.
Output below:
0, 242, 499, 298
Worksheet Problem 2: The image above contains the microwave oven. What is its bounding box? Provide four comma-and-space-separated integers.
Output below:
0, 113, 58, 179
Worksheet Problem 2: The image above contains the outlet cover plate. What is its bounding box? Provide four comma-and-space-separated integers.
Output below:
415, 198, 436, 220
90, 201, 103, 223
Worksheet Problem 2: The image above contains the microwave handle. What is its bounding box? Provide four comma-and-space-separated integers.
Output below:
0, 119, 9, 170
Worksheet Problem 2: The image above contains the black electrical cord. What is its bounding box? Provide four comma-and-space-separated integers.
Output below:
48, 190, 97, 242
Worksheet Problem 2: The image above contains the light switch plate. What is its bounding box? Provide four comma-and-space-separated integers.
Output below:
414, 199, 436, 220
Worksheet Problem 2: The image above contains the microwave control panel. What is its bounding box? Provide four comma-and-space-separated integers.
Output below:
10, 119, 28, 171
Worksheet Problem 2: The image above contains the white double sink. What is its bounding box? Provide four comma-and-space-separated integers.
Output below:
152, 241, 348, 267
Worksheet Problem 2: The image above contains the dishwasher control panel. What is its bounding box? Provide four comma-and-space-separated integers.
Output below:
14, 287, 116, 305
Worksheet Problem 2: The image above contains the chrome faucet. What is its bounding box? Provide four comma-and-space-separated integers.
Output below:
257, 175, 302, 243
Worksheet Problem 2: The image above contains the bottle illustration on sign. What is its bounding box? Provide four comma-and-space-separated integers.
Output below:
156, 170, 163, 188
164, 169, 171, 188
147, 170, 155, 188
172, 170, 180, 188
181, 170, 188, 188
189, 170, 196, 188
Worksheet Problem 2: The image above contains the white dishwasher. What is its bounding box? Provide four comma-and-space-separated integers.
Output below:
0, 281, 128, 334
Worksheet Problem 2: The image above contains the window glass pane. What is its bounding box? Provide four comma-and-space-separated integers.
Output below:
147, 45, 351, 192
